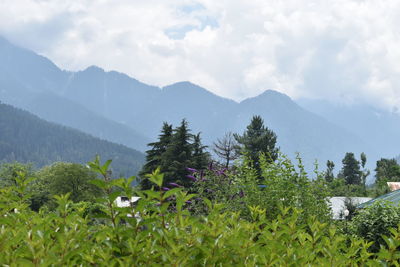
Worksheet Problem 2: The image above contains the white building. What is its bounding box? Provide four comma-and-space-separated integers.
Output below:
329, 197, 372, 220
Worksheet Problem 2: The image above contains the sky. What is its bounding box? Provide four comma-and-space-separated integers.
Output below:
0, 0, 400, 111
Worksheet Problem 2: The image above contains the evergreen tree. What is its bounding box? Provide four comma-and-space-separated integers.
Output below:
162, 119, 194, 187
139, 123, 173, 189
140, 120, 209, 189
341, 152, 361, 185
191, 133, 210, 170
325, 160, 335, 183
234, 115, 279, 174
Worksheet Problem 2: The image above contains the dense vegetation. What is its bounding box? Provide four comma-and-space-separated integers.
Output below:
2, 112, 400, 264
0, 102, 145, 177
2, 157, 400, 265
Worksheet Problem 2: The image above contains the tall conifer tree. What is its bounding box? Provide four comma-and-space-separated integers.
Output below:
234, 115, 279, 175
162, 119, 194, 187
341, 152, 361, 185
139, 122, 173, 189
140, 120, 209, 188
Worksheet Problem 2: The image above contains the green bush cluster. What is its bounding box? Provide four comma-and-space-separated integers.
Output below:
1, 158, 400, 265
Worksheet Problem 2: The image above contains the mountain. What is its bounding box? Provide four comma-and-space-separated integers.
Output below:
0, 37, 149, 151
297, 99, 400, 158
0, 102, 145, 176
0, 36, 396, 178
235, 91, 373, 173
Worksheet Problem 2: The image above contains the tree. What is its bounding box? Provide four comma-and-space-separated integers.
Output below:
213, 132, 239, 169
375, 158, 400, 183
0, 162, 34, 187
325, 160, 335, 183
191, 133, 210, 171
341, 153, 361, 185
162, 119, 196, 187
36, 162, 103, 205
234, 115, 279, 174
360, 152, 370, 188
139, 123, 173, 189
140, 119, 209, 189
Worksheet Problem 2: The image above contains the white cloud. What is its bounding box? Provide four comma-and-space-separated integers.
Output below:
0, 0, 400, 110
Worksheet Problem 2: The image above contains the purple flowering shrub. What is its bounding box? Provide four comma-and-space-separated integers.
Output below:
187, 154, 331, 223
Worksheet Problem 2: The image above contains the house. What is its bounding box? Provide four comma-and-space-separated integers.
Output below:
115, 196, 141, 208
115, 196, 141, 219
329, 197, 372, 219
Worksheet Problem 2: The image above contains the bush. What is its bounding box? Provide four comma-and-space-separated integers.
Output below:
2, 158, 400, 265
349, 201, 400, 252
191, 154, 332, 223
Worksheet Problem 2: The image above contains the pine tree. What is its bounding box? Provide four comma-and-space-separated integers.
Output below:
191, 133, 210, 170
139, 122, 173, 189
234, 115, 279, 174
140, 120, 210, 189
341, 152, 361, 185
162, 119, 194, 187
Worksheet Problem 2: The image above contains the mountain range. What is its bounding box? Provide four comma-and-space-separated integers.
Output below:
0, 36, 399, 181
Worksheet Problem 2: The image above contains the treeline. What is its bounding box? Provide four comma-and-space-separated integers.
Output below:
138, 115, 400, 200
0, 102, 145, 176
323, 152, 400, 197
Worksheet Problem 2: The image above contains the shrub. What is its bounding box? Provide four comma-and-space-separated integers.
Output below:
1, 157, 400, 265
349, 201, 400, 252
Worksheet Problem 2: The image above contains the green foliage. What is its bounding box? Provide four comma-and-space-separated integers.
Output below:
325, 160, 335, 183
234, 115, 279, 176
341, 152, 362, 185
0, 162, 34, 187
35, 162, 103, 206
140, 120, 210, 189
349, 201, 400, 252
2, 159, 400, 265
139, 122, 173, 189
0, 102, 144, 177
329, 177, 369, 197
191, 154, 332, 224
375, 158, 400, 183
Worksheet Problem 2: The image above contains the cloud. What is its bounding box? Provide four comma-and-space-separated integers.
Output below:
0, 0, 400, 110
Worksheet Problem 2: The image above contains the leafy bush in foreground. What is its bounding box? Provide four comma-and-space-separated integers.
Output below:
1, 158, 400, 265
349, 201, 400, 252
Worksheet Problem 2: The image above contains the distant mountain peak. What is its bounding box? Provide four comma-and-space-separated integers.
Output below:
83, 65, 105, 73
163, 81, 201, 90
240, 89, 294, 105
258, 89, 291, 99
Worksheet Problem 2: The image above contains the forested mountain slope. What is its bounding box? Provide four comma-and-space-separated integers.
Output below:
0, 102, 145, 176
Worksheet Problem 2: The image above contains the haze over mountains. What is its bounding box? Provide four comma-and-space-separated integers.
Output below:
0, 36, 399, 180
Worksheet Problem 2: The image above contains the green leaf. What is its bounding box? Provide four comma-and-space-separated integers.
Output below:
163, 188, 181, 200
90, 179, 108, 189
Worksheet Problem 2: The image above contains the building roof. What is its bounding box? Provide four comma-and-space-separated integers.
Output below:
357, 189, 400, 209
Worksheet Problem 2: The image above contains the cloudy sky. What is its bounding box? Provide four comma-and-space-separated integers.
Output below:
1, 0, 399, 110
